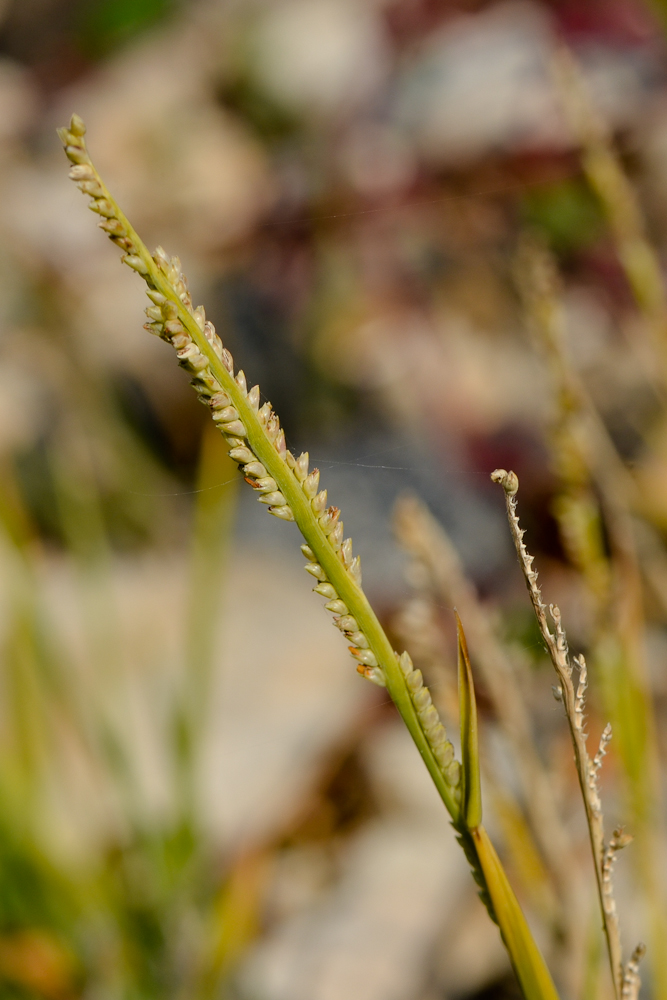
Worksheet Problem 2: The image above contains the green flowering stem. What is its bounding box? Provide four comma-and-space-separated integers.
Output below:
455, 616, 559, 1000
57, 113, 460, 823
138, 231, 459, 819
59, 115, 561, 1000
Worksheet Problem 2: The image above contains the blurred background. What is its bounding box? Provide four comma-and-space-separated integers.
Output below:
3, 0, 667, 997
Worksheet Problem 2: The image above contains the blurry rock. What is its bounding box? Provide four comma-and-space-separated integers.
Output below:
249, 0, 390, 119
575, 39, 658, 131
241, 815, 465, 1000
326, 306, 550, 435
395, 2, 562, 165
240, 720, 507, 1000
361, 717, 456, 825
49, 17, 274, 257
395, 0, 657, 166
0, 58, 37, 152
1, 9, 275, 375
432, 891, 510, 998
338, 122, 416, 197
26, 541, 367, 856
200, 542, 368, 844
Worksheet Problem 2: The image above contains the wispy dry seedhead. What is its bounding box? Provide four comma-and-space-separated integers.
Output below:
622, 944, 646, 1000
492, 470, 644, 1000
490, 468, 518, 495
515, 228, 667, 996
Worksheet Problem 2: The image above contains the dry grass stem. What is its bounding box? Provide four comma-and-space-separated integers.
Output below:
492, 469, 643, 1000
516, 236, 667, 996
514, 235, 660, 612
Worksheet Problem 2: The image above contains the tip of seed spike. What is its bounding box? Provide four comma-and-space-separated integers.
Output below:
490, 469, 519, 495
69, 114, 86, 136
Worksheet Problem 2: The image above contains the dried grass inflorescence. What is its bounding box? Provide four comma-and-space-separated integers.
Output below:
492, 468, 645, 1000
515, 233, 667, 996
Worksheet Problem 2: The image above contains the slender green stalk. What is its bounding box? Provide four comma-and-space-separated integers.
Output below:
56, 113, 461, 820
455, 618, 558, 1000
176, 427, 239, 813
58, 115, 560, 1000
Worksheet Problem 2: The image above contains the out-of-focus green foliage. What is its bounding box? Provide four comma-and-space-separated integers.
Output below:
520, 179, 604, 255
77, 0, 177, 58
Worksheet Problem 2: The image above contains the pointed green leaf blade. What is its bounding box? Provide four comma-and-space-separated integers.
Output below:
472, 826, 560, 1000
457, 612, 482, 829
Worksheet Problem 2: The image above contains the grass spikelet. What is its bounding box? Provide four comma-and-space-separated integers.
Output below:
59, 115, 562, 1000
57, 115, 465, 801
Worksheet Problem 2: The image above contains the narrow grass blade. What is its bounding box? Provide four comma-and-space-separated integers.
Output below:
472, 826, 561, 1000
457, 612, 482, 830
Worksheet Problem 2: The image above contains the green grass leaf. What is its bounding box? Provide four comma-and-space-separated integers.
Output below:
472, 826, 561, 1000
457, 612, 482, 830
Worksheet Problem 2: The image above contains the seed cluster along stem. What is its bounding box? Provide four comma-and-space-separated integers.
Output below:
491, 469, 644, 1000
57, 114, 461, 824
58, 116, 563, 1000
110, 174, 460, 823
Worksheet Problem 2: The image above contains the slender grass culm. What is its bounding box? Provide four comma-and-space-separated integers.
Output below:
491, 469, 645, 1000
55, 113, 642, 1000
514, 232, 667, 999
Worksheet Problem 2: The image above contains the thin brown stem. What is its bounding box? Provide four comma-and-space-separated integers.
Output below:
491, 469, 642, 1000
